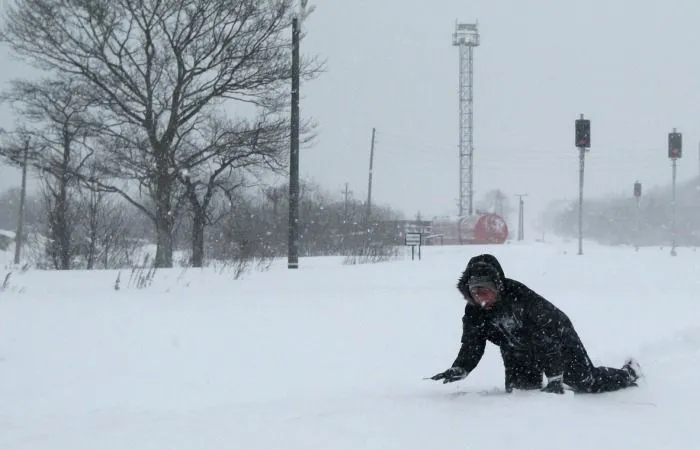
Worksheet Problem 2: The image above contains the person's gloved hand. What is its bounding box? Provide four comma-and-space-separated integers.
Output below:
541, 374, 565, 394
430, 366, 468, 384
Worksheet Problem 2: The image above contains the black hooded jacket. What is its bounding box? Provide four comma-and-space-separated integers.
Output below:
452, 254, 580, 380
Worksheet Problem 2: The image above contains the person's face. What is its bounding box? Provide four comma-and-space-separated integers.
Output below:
469, 285, 498, 309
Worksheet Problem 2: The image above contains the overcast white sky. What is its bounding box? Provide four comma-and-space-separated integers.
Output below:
1, 0, 700, 228
297, 0, 700, 223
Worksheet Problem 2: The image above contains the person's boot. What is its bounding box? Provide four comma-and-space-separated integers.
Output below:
622, 358, 642, 385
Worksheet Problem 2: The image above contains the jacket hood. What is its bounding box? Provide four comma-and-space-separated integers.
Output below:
457, 254, 505, 303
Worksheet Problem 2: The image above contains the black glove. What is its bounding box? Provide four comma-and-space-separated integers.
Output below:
541, 374, 565, 394
430, 366, 468, 384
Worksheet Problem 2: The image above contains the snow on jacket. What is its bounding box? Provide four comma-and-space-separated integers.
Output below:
452, 254, 582, 380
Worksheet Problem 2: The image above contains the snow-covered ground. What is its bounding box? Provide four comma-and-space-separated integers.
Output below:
1, 239, 699, 449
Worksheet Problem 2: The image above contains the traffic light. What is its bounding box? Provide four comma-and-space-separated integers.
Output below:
668, 131, 682, 159
575, 119, 590, 148
634, 181, 641, 198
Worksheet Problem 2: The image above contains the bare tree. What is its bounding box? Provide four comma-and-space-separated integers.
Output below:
1, 0, 322, 267
38, 178, 77, 269
176, 111, 314, 267
476, 189, 514, 222
0, 79, 96, 269
206, 179, 405, 259
73, 184, 143, 269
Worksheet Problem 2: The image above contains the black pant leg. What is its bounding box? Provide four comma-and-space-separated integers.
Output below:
501, 348, 543, 392
585, 367, 636, 393
563, 342, 634, 393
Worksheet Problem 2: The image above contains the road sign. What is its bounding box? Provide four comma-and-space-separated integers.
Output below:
405, 232, 422, 260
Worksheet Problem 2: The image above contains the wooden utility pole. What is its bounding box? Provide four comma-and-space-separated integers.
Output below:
366, 127, 376, 222
14, 137, 29, 265
287, 16, 301, 269
515, 193, 527, 241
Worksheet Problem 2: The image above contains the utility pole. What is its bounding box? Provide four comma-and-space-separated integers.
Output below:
287, 14, 300, 269
366, 127, 376, 222
343, 182, 350, 222
13, 137, 29, 265
515, 194, 527, 241
287, 0, 315, 270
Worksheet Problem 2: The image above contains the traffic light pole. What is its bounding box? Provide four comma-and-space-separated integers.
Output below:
671, 157, 677, 256
667, 128, 682, 257
633, 181, 641, 252
577, 146, 585, 255
574, 113, 590, 256
635, 195, 641, 252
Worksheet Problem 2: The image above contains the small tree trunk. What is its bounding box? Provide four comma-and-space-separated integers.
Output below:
154, 210, 174, 268
86, 203, 98, 270
55, 134, 73, 270
56, 182, 71, 270
191, 208, 206, 268
153, 153, 175, 268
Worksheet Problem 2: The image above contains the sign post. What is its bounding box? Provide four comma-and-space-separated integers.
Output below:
405, 232, 422, 260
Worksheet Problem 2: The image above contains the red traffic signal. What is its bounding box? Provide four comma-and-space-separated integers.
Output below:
575, 119, 590, 148
668, 131, 682, 159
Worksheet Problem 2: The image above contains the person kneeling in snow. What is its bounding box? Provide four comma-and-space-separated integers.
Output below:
430, 254, 641, 394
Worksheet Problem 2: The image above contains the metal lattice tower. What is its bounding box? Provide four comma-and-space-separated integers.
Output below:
452, 21, 479, 216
